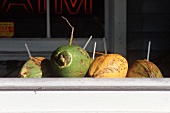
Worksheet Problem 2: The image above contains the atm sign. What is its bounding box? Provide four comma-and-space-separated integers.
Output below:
0, 22, 14, 37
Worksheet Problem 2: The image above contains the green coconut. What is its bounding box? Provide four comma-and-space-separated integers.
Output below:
19, 57, 51, 78
127, 59, 163, 78
50, 45, 91, 77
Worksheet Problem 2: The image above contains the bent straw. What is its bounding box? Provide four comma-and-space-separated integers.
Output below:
83, 35, 92, 49
103, 38, 107, 54
92, 42, 97, 59
147, 41, 151, 61
25, 43, 32, 59
62, 16, 74, 45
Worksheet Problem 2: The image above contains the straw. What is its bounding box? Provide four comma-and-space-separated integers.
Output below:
62, 16, 74, 45
25, 43, 32, 59
83, 35, 92, 49
103, 38, 107, 54
92, 42, 97, 59
147, 41, 151, 61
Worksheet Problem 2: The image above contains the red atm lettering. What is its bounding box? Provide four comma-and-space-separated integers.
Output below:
0, 0, 92, 14
1, 0, 34, 13
38, 0, 46, 14
55, 0, 92, 14
1, 0, 46, 13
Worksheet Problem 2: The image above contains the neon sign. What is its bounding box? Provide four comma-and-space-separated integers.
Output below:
0, 0, 92, 14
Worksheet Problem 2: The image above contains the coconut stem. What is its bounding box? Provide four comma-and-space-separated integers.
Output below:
62, 16, 74, 45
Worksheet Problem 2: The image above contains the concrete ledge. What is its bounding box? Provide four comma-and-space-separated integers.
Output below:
0, 78, 170, 112
0, 78, 170, 91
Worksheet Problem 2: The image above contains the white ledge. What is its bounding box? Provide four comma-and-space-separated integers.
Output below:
0, 78, 170, 91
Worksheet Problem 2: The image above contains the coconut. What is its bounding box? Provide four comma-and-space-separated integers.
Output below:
19, 57, 51, 78
88, 54, 128, 78
50, 45, 91, 77
127, 59, 163, 78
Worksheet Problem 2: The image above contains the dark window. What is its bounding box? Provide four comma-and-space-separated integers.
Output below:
0, 0, 104, 38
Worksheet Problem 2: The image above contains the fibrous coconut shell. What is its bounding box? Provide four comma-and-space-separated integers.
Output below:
88, 54, 128, 78
127, 59, 163, 78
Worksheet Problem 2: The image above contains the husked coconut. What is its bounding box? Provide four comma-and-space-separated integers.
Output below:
88, 54, 128, 78
127, 59, 163, 78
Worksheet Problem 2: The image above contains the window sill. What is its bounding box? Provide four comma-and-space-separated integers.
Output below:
0, 78, 169, 91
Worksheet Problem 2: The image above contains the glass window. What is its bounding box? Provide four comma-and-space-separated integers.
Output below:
0, 0, 104, 38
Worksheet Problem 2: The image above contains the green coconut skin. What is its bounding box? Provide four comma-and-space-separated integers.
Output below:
50, 45, 91, 77
19, 57, 51, 78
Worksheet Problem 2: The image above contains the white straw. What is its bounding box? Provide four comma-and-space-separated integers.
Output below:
147, 41, 151, 61
92, 42, 97, 59
83, 35, 92, 49
103, 38, 107, 54
25, 43, 32, 58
